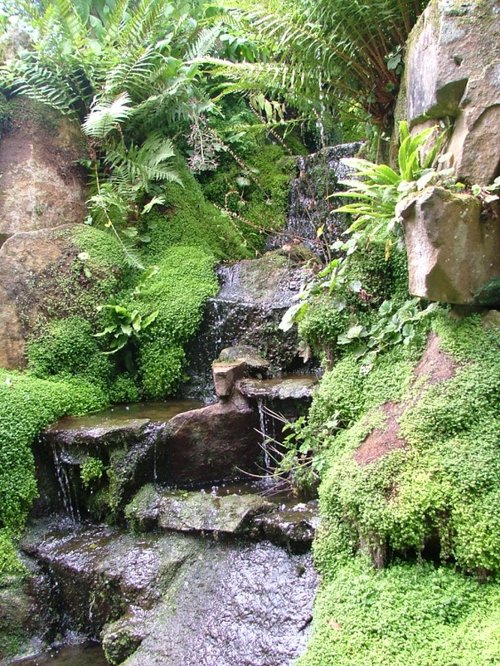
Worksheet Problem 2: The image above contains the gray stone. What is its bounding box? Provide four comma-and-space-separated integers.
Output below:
447, 62, 500, 186
405, 0, 499, 124
22, 522, 317, 666
398, 186, 500, 304
217, 345, 271, 373
251, 501, 320, 551
127, 487, 275, 535
404, 0, 500, 185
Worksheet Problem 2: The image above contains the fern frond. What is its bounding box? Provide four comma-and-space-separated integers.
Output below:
186, 27, 221, 61
83, 92, 133, 138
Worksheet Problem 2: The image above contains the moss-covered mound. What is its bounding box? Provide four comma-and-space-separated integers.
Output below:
0, 370, 109, 571
301, 311, 500, 664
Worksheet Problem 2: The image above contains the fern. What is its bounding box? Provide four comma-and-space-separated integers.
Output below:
82, 92, 133, 138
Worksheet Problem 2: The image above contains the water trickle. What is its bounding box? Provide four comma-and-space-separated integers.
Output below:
51, 443, 80, 523
268, 142, 363, 259
257, 398, 272, 472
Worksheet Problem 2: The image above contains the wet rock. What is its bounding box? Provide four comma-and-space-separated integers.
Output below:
212, 361, 247, 399
22, 521, 318, 666
251, 501, 320, 552
21, 523, 200, 637
218, 345, 271, 373
162, 399, 261, 485
398, 186, 500, 304
237, 375, 318, 401
267, 143, 362, 259
0, 98, 87, 241
122, 541, 317, 666
102, 607, 152, 666
43, 417, 151, 453
182, 254, 311, 399
34, 401, 204, 519
126, 486, 274, 535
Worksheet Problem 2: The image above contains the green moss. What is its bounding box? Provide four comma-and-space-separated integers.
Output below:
199, 141, 295, 251
298, 243, 409, 359
310, 311, 500, 581
27, 317, 113, 388
0, 370, 108, 536
124, 245, 219, 398
299, 558, 500, 666
0, 530, 26, 578
142, 159, 250, 262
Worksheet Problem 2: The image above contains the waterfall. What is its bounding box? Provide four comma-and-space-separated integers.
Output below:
50, 443, 81, 523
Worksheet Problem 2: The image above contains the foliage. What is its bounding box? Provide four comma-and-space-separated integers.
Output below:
95, 303, 159, 355
199, 139, 295, 248
80, 456, 105, 489
334, 121, 450, 241
131, 245, 219, 397
27, 317, 113, 387
141, 158, 252, 260
0, 370, 108, 534
204, 0, 429, 131
299, 557, 500, 666
288, 241, 409, 363
311, 313, 500, 577
0, 529, 26, 578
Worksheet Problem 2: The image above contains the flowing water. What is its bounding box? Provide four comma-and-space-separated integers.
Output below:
11, 644, 107, 666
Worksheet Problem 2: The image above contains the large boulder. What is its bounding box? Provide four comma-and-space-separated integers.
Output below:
398, 186, 500, 304
403, 0, 499, 185
0, 226, 74, 368
0, 99, 87, 243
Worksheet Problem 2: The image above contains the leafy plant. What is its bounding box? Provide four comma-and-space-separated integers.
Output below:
80, 456, 105, 489
337, 298, 437, 374
95, 304, 158, 354
334, 121, 450, 242
202, 0, 429, 131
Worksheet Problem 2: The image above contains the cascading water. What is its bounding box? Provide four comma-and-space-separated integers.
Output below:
267, 142, 362, 260
50, 443, 81, 523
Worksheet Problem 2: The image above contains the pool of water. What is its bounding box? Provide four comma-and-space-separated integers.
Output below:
48, 400, 203, 431
11, 644, 107, 666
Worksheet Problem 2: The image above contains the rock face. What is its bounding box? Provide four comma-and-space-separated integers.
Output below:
0, 226, 74, 368
0, 99, 87, 242
36, 399, 261, 519
404, 0, 500, 185
398, 186, 500, 304
182, 252, 313, 399
22, 521, 318, 666
0, 99, 90, 369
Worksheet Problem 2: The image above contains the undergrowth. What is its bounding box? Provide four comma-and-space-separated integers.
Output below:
298, 557, 500, 666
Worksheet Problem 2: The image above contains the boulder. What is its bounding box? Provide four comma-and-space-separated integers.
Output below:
447, 62, 500, 186
0, 98, 87, 242
398, 186, 500, 304
163, 399, 261, 485
404, 0, 500, 185
0, 226, 74, 368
